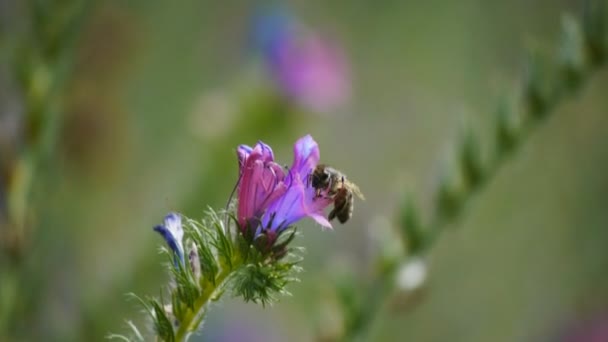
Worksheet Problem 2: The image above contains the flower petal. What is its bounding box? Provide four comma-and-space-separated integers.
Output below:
237, 158, 264, 226
254, 141, 275, 162
290, 135, 320, 180
164, 213, 183, 241
308, 213, 332, 229
154, 212, 185, 263
301, 179, 333, 229
237, 144, 254, 169
262, 167, 333, 232
255, 164, 287, 213
237, 152, 286, 228
262, 175, 308, 231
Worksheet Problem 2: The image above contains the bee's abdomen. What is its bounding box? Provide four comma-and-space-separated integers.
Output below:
336, 193, 354, 224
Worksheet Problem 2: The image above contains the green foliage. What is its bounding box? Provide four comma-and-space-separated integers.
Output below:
170, 256, 201, 314
495, 97, 521, 157
333, 4, 608, 341
399, 196, 424, 255
0, 1, 93, 340
459, 129, 485, 189
106, 322, 144, 342
151, 299, 176, 342
584, 0, 608, 65
430, 1, 607, 242
111, 209, 304, 341
231, 249, 302, 306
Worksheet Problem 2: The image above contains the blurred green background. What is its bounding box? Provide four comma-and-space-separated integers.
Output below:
1, 0, 608, 341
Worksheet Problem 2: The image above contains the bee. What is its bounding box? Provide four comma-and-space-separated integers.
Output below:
309, 164, 364, 224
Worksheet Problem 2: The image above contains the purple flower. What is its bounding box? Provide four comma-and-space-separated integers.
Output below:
236, 135, 333, 243
153, 212, 184, 264
253, 9, 351, 113
261, 135, 333, 231
236, 141, 287, 231
271, 36, 350, 113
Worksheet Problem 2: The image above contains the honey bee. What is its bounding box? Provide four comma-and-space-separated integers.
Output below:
309, 164, 364, 224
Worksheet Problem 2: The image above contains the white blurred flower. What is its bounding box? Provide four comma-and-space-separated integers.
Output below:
396, 257, 427, 291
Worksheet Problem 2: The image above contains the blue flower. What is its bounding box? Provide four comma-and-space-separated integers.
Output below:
153, 212, 185, 264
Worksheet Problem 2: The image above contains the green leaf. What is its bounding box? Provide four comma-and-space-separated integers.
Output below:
150, 300, 175, 342
399, 196, 424, 255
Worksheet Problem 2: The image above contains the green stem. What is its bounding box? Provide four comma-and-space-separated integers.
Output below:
342, 266, 397, 342
343, 5, 607, 341
173, 259, 241, 341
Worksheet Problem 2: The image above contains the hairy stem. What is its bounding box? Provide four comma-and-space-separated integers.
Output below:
342, 3, 607, 341
174, 265, 236, 341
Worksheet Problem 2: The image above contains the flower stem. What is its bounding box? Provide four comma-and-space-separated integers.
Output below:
174, 262, 238, 341
342, 266, 397, 342
341, 4, 607, 341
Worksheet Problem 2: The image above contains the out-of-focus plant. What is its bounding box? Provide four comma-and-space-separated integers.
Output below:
319, 2, 608, 341
0, 0, 92, 339
1, 0, 90, 259
111, 135, 346, 341
251, 6, 351, 115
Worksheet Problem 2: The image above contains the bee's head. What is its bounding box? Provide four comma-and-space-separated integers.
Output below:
312, 165, 330, 188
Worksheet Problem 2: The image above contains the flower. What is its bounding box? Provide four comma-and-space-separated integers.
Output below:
252, 8, 351, 114
261, 135, 333, 231
396, 258, 427, 291
153, 212, 185, 264
236, 135, 334, 244
236, 141, 287, 232
270, 35, 351, 114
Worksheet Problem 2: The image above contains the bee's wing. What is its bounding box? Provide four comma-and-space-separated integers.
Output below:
347, 181, 365, 200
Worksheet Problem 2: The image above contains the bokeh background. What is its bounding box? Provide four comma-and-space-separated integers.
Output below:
1, 0, 608, 341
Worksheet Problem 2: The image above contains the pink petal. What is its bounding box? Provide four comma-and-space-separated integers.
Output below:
308, 213, 332, 229
290, 135, 320, 180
